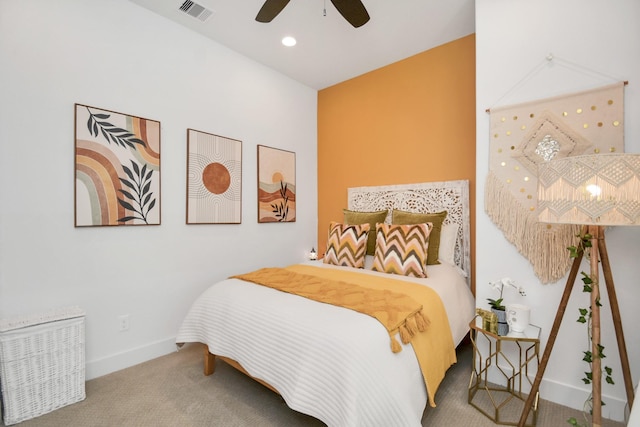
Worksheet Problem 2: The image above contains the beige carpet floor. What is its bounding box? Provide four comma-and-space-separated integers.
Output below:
2, 341, 626, 426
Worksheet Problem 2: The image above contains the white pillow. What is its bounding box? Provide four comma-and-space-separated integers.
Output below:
364, 254, 375, 270
438, 223, 459, 265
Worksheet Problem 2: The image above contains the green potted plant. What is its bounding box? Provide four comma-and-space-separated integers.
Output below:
488, 277, 526, 335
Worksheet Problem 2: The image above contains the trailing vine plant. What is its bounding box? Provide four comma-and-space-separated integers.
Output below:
566, 232, 615, 427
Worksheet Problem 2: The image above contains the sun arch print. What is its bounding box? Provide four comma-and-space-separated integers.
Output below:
74, 104, 161, 227
257, 145, 296, 223
186, 129, 242, 224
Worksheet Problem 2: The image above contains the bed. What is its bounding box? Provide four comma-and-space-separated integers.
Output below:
176, 180, 475, 427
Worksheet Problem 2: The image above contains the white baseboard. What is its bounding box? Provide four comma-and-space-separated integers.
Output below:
85, 336, 178, 380
540, 378, 627, 423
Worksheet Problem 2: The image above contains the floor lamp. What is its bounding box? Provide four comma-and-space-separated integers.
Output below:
519, 153, 639, 427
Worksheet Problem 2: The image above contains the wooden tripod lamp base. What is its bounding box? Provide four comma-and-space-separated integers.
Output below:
518, 227, 635, 427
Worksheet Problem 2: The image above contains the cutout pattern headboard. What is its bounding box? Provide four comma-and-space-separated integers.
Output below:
348, 180, 471, 282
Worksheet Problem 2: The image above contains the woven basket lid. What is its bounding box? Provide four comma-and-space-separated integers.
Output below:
0, 306, 85, 332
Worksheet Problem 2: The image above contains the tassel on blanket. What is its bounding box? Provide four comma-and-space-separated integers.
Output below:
393, 310, 430, 350
405, 315, 418, 335
415, 310, 429, 330
399, 324, 412, 344
390, 334, 402, 353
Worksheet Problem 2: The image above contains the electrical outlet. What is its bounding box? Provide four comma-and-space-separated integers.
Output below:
118, 314, 130, 332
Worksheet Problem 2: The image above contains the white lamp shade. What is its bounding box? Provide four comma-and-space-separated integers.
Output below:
538, 153, 640, 226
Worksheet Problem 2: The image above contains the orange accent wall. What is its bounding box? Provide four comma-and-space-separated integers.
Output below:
318, 34, 476, 292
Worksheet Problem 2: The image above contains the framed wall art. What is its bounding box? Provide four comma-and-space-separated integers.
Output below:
186, 129, 242, 224
74, 104, 161, 227
257, 145, 296, 223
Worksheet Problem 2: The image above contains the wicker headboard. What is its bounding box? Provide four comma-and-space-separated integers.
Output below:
347, 180, 471, 283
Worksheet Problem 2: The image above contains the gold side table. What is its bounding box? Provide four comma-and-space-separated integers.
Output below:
468, 315, 541, 426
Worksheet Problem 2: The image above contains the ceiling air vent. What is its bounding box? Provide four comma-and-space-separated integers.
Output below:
178, 0, 214, 22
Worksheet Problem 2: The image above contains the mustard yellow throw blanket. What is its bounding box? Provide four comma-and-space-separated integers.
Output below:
232, 264, 456, 407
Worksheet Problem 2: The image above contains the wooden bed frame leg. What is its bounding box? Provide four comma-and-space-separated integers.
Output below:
203, 344, 215, 376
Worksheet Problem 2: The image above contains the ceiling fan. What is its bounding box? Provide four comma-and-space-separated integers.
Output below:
256, 0, 370, 28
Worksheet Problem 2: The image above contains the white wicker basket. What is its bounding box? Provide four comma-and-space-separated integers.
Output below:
0, 306, 86, 425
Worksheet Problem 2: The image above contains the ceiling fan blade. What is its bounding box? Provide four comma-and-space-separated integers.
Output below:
256, 0, 291, 23
330, 0, 370, 28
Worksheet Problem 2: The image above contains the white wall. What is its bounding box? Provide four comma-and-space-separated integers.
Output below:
476, 0, 640, 421
0, 0, 317, 379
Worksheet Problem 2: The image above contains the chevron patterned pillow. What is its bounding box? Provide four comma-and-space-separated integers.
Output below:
323, 222, 370, 268
372, 223, 432, 278
391, 209, 447, 266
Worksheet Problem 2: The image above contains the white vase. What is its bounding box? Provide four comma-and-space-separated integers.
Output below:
506, 304, 530, 333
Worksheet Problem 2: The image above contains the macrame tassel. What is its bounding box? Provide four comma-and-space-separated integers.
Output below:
390, 334, 402, 353
399, 324, 412, 344
415, 311, 429, 330
485, 171, 578, 284
532, 221, 579, 283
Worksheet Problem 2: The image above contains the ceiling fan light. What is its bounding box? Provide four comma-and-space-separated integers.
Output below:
282, 36, 297, 47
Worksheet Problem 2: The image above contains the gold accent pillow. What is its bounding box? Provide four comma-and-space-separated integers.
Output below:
392, 209, 447, 265
343, 209, 388, 256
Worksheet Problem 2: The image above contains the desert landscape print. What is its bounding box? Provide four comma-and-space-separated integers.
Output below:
257, 145, 296, 223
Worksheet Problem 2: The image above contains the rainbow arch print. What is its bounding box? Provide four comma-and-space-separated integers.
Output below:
74, 104, 160, 227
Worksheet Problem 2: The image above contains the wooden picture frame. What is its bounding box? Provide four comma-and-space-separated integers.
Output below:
257, 145, 296, 223
74, 104, 161, 227
186, 129, 242, 224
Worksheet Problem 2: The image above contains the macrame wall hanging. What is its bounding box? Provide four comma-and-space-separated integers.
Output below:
486, 65, 625, 283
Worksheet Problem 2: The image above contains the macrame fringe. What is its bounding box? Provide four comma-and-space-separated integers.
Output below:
485, 171, 579, 284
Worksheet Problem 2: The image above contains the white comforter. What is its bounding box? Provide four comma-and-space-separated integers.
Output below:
176, 261, 475, 427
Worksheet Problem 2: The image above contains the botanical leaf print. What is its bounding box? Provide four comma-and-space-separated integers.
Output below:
117, 160, 157, 224
85, 106, 146, 150
271, 181, 289, 222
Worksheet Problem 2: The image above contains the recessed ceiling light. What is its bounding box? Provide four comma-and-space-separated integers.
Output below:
282, 36, 297, 47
